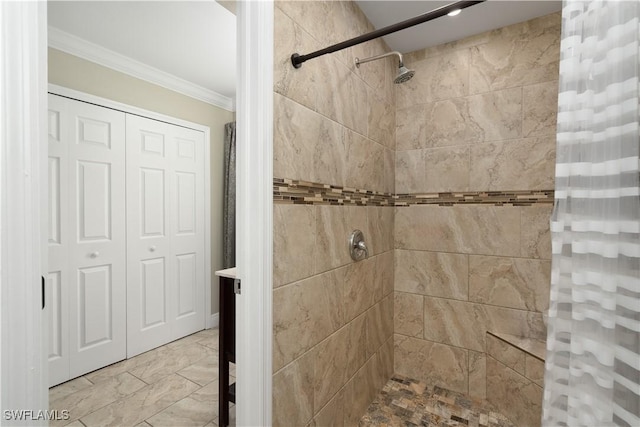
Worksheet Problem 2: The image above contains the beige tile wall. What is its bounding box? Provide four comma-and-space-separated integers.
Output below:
393, 13, 560, 403
396, 13, 560, 194
272, 1, 396, 425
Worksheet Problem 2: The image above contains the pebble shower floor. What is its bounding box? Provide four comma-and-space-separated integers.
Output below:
359, 375, 515, 427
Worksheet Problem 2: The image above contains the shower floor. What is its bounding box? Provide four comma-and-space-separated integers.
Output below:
359, 375, 514, 427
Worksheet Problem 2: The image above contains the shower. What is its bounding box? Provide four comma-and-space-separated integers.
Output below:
355, 51, 415, 84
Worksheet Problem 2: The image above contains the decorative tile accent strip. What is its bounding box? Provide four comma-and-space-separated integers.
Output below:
274, 178, 554, 207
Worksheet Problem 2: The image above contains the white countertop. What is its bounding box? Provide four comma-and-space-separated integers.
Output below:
215, 267, 237, 279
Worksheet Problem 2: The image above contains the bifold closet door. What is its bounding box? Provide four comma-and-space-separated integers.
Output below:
126, 114, 206, 358
47, 94, 127, 386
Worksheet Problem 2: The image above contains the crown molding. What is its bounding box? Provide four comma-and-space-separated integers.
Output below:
48, 27, 235, 112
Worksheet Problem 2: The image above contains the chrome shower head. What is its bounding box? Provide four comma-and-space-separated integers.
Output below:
355, 50, 415, 84
395, 65, 415, 84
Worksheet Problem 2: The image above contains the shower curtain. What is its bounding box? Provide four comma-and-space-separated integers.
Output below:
223, 121, 236, 268
542, 1, 640, 426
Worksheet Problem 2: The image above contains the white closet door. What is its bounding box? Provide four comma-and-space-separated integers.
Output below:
65, 99, 127, 378
47, 95, 71, 386
126, 115, 205, 357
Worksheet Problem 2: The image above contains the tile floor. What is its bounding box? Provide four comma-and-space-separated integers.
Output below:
360, 375, 515, 427
49, 328, 235, 427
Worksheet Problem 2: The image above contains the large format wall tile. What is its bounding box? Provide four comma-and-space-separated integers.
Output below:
423, 298, 487, 352
274, 93, 344, 186
523, 81, 559, 137
424, 145, 470, 192
314, 326, 349, 411
366, 207, 394, 256
487, 333, 526, 374
394, 335, 468, 394
367, 88, 395, 149
316, 205, 367, 273
394, 250, 468, 300
469, 351, 486, 400
311, 388, 344, 427
273, 205, 316, 288
521, 205, 553, 259
273, 272, 344, 371
341, 258, 376, 322
467, 87, 522, 142
469, 255, 551, 312
394, 292, 423, 338
347, 313, 368, 379
395, 149, 424, 194
397, 98, 483, 151
469, 137, 556, 191
343, 356, 380, 426
366, 295, 394, 356
395, 205, 521, 256
396, 104, 429, 151
343, 129, 384, 192
273, 7, 320, 112
487, 356, 543, 427
423, 297, 547, 352
315, 55, 369, 136
273, 350, 315, 427
396, 49, 470, 109
469, 13, 560, 94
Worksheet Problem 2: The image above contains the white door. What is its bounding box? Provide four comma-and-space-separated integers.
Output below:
47, 94, 127, 385
126, 114, 205, 357
47, 95, 70, 386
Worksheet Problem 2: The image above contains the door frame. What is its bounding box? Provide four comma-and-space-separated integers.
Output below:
48, 85, 213, 333
1, 2, 274, 425
235, 1, 274, 425
0, 0, 49, 421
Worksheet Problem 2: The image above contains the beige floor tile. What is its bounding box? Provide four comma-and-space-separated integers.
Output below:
51, 372, 146, 427
145, 395, 217, 426
195, 330, 220, 350
84, 345, 171, 385
129, 343, 214, 384
192, 380, 220, 405
80, 374, 199, 427
178, 355, 219, 386
63, 421, 84, 427
134, 423, 152, 427
49, 377, 93, 404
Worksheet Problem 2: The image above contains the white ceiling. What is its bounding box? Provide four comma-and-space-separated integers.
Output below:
48, 1, 561, 109
48, 1, 236, 103
356, 1, 562, 54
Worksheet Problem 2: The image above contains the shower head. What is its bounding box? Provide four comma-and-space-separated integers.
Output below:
395, 65, 415, 84
355, 51, 415, 84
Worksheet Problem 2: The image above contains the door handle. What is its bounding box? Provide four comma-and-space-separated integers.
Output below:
90, 251, 100, 258
149, 246, 156, 252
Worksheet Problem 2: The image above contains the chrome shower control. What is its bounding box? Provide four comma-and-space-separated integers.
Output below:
349, 230, 368, 261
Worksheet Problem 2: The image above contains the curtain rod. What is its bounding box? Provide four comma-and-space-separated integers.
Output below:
291, 0, 485, 69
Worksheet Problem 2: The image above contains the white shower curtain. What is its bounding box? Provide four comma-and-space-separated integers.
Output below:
542, 1, 640, 426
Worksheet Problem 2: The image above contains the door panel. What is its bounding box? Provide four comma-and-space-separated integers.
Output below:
140, 257, 167, 329
77, 161, 112, 241
127, 115, 205, 356
65, 98, 126, 379
47, 95, 70, 387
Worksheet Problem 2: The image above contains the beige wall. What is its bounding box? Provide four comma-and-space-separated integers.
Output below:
393, 13, 560, 405
271, 1, 396, 425
48, 47, 235, 315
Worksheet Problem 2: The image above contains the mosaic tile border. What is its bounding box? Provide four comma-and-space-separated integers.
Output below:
274, 178, 554, 207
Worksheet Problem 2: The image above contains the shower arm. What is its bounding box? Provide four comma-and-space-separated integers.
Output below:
291, 0, 485, 69
356, 51, 405, 68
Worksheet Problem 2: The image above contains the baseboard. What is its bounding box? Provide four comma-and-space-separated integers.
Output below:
208, 312, 220, 329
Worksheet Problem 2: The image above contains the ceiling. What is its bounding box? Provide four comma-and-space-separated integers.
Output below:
48, 1, 561, 109
48, 1, 236, 106
356, 1, 561, 54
